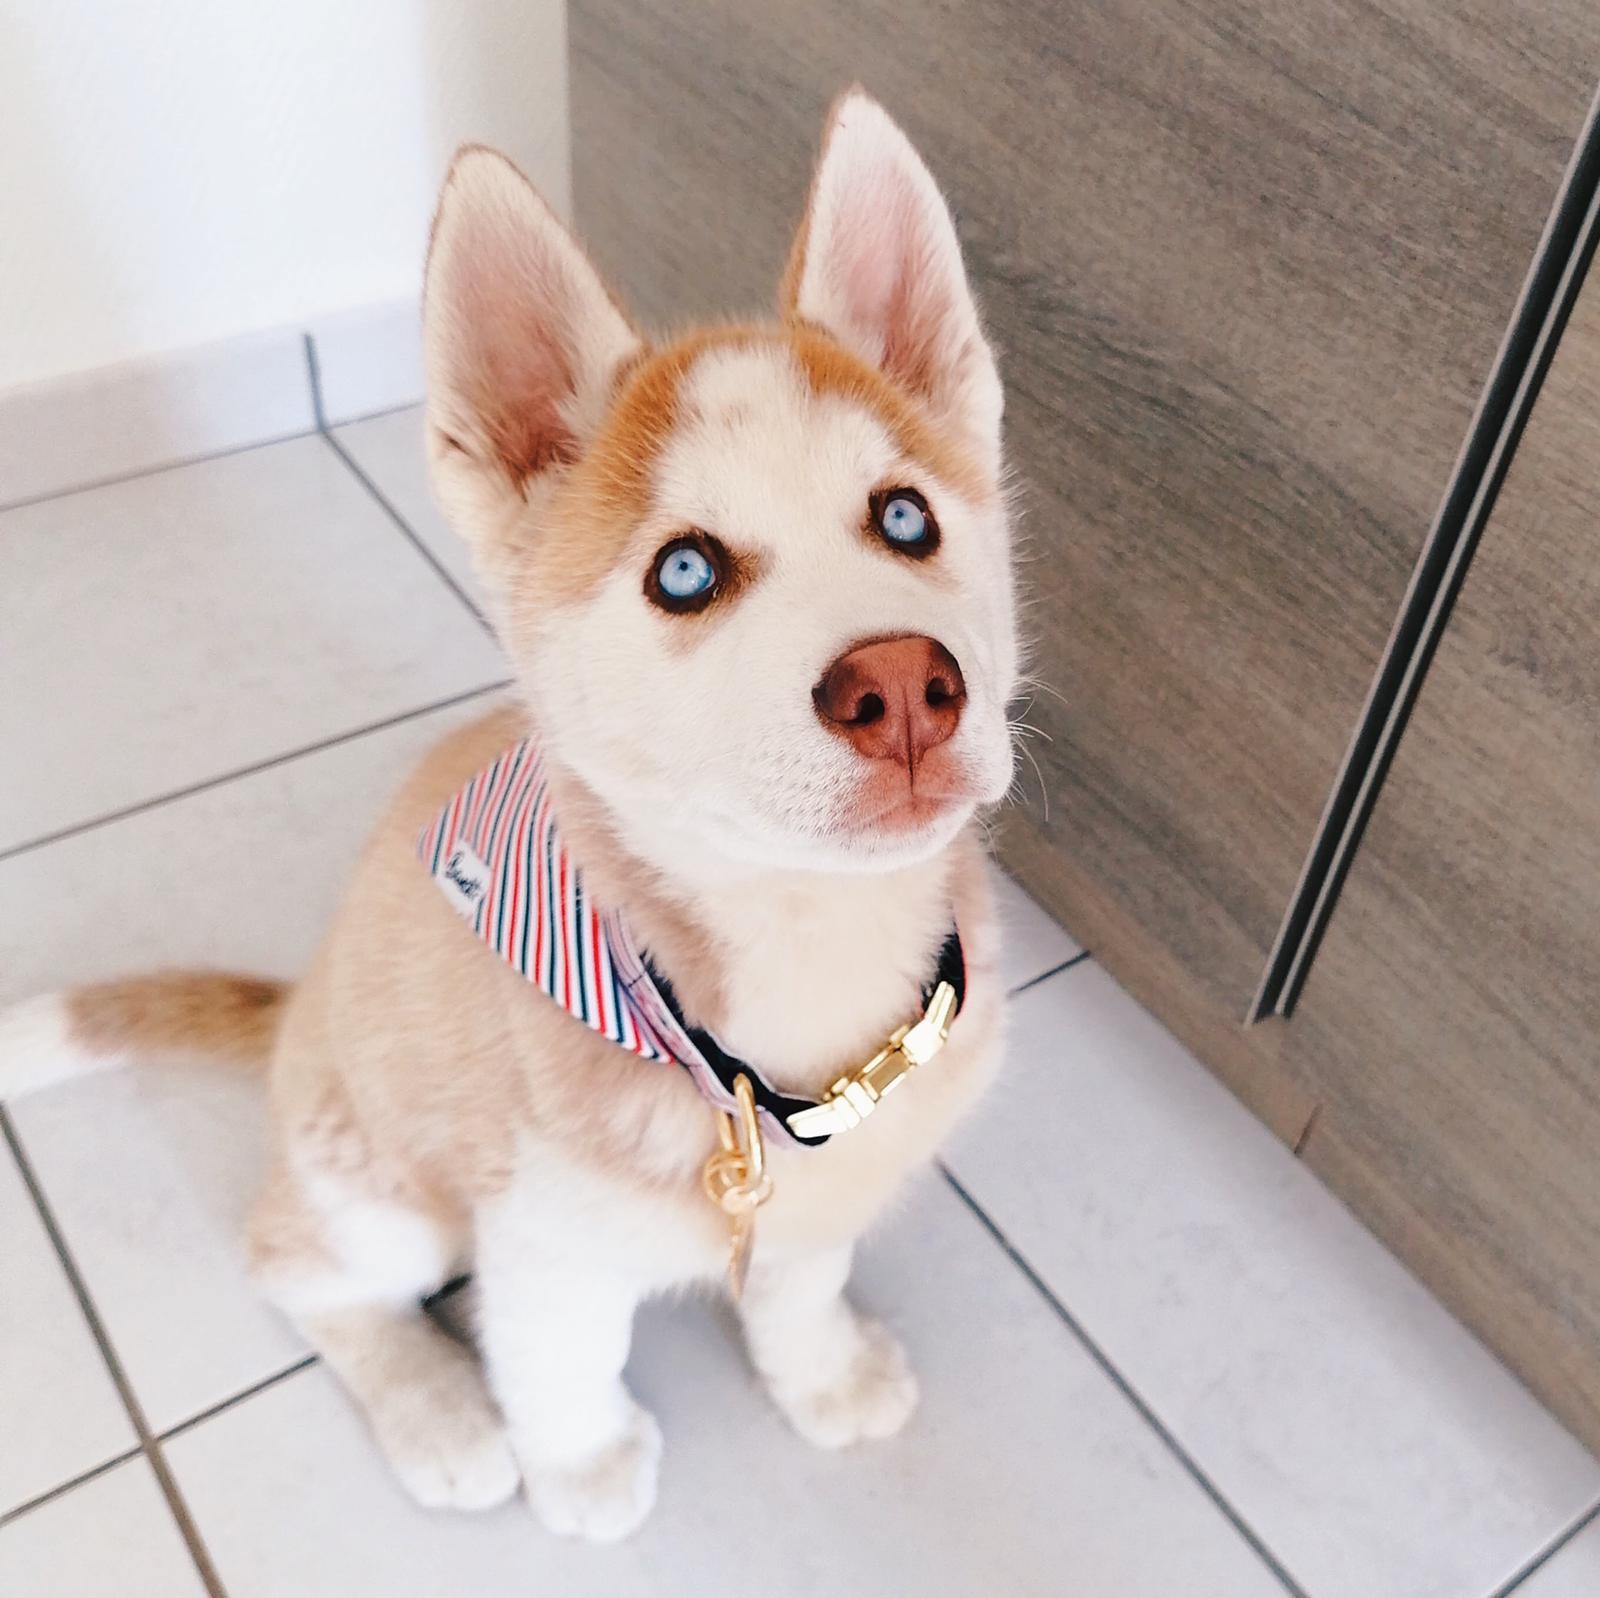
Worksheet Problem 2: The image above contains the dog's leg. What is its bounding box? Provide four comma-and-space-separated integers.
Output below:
475, 1211, 660, 1543
248, 1168, 518, 1512
738, 1244, 919, 1448
295, 1303, 520, 1511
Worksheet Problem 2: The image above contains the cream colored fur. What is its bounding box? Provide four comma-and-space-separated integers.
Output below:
0, 92, 1018, 1543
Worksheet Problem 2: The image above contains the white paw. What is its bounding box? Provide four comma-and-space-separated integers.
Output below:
767, 1318, 919, 1449
369, 1355, 520, 1512
520, 1405, 662, 1544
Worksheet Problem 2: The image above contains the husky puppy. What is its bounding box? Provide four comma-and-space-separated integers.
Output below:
0, 90, 1018, 1543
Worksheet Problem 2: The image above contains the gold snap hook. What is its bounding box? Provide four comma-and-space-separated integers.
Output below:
701, 1073, 772, 1296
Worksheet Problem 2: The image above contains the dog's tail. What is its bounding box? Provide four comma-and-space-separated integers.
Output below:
0, 971, 288, 1100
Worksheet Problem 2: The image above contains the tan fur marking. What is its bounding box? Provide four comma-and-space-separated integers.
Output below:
783, 324, 994, 505
68, 971, 287, 1067
516, 325, 765, 610
518, 322, 990, 617
246, 1161, 340, 1280
514, 335, 698, 609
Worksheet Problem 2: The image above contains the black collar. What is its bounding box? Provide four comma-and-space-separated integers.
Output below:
641, 930, 966, 1147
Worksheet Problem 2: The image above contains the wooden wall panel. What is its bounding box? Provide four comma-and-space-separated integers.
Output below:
568, 1, 1600, 1064
1288, 265, 1600, 1449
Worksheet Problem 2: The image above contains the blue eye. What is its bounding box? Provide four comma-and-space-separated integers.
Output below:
873, 489, 938, 554
652, 538, 720, 608
882, 497, 926, 542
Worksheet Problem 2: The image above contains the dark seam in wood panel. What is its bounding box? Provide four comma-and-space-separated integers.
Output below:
1251, 81, 1600, 1022
1290, 1101, 1322, 1158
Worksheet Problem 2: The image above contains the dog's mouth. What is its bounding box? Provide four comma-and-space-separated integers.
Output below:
852, 790, 969, 835
840, 752, 978, 839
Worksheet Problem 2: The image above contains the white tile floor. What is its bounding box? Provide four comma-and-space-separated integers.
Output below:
1, 408, 1597, 1598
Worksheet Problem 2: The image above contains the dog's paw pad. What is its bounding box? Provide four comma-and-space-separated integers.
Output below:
521, 1406, 662, 1543
770, 1318, 919, 1449
371, 1364, 520, 1512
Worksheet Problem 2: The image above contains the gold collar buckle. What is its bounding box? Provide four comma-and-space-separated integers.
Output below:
699, 980, 958, 1295
783, 978, 959, 1142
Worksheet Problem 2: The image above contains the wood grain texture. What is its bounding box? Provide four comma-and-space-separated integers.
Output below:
1288, 264, 1600, 1451
569, 0, 1600, 1041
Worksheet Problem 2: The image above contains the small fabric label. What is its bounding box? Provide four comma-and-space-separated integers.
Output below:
436, 841, 490, 918
416, 739, 682, 1064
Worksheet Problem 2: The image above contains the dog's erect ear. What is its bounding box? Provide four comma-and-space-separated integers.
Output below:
782, 91, 1003, 476
424, 147, 641, 531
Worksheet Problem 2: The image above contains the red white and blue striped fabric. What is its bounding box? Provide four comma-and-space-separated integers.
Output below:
416, 739, 700, 1069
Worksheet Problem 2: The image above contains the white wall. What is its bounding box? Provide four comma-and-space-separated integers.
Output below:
0, 0, 569, 391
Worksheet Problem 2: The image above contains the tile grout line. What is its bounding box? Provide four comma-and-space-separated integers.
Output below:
311, 396, 423, 431
319, 428, 491, 632
938, 1164, 1313, 1598
0, 1446, 145, 1531
304, 331, 491, 636
0, 1108, 228, 1597
0, 400, 426, 520
0, 427, 321, 517
0, 678, 513, 867
1009, 949, 1091, 996
302, 331, 328, 433
148, 1265, 475, 1447
1489, 1494, 1600, 1597
156, 1356, 321, 1446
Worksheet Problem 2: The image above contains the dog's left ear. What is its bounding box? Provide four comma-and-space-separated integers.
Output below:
782, 90, 1003, 478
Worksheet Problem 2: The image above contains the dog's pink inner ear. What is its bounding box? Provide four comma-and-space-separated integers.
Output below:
425, 149, 639, 491
808, 167, 953, 400
454, 231, 581, 480
786, 94, 1002, 465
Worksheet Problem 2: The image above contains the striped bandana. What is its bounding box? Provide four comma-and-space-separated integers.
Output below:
418, 738, 966, 1148
418, 738, 697, 1062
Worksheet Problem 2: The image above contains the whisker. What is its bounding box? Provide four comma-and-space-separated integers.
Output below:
1014, 739, 1050, 823
1014, 674, 1070, 711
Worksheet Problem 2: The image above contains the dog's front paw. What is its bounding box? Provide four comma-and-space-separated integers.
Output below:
520, 1405, 663, 1543
766, 1317, 919, 1449
369, 1354, 520, 1512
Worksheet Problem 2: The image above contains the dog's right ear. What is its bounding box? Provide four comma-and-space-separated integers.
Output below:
781, 92, 1003, 482
423, 147, 641, 535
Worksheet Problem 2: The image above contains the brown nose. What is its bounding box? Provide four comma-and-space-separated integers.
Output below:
813, 636, 967, 769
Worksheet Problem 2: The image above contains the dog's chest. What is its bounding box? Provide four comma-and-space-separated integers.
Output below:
704, 877, 952, 1088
